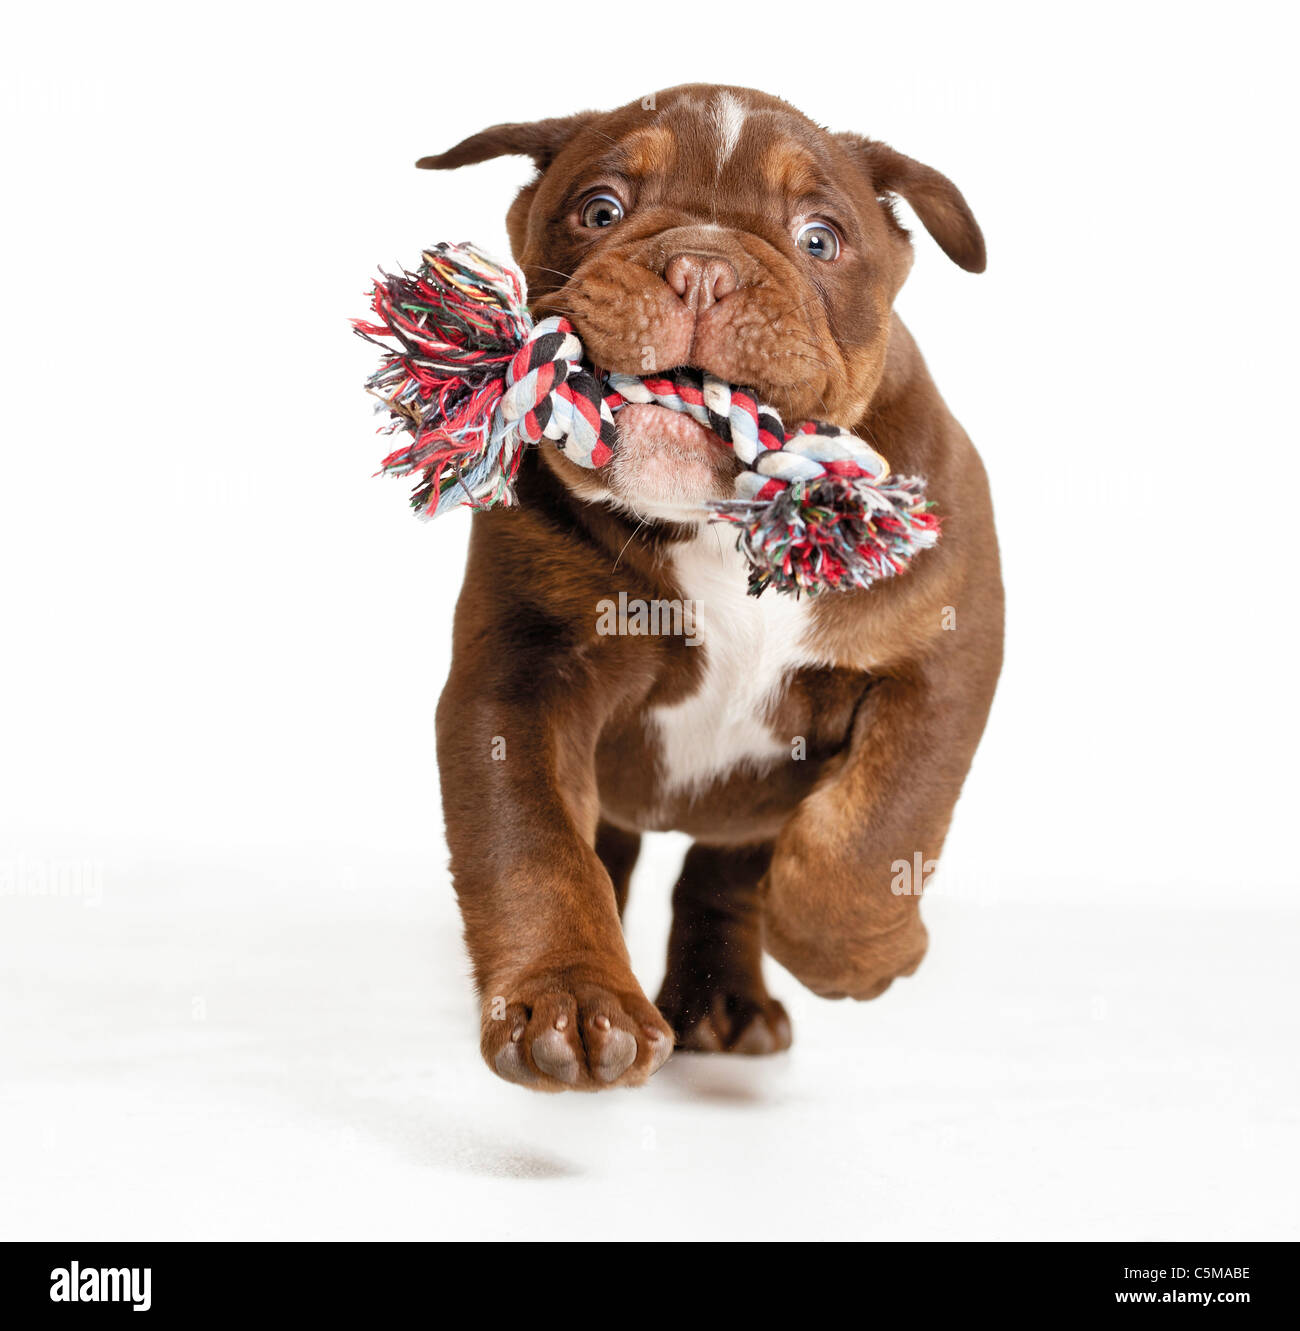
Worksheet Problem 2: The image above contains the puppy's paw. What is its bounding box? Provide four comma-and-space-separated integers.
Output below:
482, 972, 673, 1092
765, 909, 928, 1001
657, 984, 793, 1055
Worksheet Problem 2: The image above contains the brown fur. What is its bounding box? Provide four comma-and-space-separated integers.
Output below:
420, 85, 1003, 1090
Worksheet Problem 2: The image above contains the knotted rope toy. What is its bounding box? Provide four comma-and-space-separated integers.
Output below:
355, 243, 940, 596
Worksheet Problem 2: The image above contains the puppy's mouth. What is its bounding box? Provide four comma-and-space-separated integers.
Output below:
606, 391, 738, 520
615, 401, 730, 453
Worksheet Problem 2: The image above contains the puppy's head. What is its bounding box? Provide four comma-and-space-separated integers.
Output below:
419, 85, 983, 522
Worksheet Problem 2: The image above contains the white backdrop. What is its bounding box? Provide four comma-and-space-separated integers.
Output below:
2, 1, 1296, 1241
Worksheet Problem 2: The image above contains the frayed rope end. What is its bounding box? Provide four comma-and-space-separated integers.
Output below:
710, 474, 941, 598
354, 244, 531, 518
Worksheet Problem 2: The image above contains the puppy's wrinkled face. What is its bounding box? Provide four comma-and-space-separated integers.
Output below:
420, 85, 984, 522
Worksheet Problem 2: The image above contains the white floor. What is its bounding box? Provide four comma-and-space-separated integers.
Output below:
2, 839, 1296, 1242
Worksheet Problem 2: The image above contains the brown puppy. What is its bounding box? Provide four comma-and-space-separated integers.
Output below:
419, 85, 1003, 1091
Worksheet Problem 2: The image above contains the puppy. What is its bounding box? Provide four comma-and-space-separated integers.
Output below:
418, 84, 1003, 1090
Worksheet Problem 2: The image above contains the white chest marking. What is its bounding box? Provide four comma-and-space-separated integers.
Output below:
649, 526, 824, 798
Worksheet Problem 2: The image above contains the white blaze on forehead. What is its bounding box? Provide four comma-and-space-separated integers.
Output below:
710, 92, 747, 168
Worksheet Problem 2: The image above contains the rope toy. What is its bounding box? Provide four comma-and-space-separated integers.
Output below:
355, 243, 940, 596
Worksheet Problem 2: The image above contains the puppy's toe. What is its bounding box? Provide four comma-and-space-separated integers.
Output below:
590, 1022, 638, 1083
665, 989, 793, 1056
531, 1025, 581, 1084
643, 1028, 673, 1075
732, 1016, 777, 1055
493, 1028, 537, 1085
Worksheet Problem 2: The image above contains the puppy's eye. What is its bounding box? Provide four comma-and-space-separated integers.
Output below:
795, 222, 840, 261
580, 194, 624, 229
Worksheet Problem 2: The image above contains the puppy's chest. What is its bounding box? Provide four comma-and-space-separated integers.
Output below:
647, 531, 824, 795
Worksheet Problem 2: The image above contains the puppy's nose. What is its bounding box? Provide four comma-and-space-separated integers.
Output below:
664, 253, 738, 312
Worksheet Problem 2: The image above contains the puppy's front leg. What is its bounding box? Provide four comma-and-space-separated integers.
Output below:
437, 660, 672, 1092
764, 640, 1000, 1001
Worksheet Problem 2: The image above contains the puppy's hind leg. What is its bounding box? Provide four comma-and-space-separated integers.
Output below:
655, 841, 793, 1055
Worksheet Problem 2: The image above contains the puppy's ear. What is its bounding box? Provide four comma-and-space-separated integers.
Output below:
838, 135, 986, 273
417, 114, 598, 172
